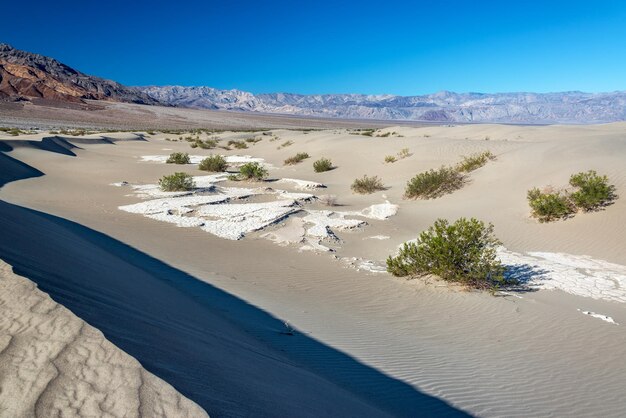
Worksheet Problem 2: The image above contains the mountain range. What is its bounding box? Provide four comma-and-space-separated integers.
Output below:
2, 43, 625, 124
0, 44, 157, 105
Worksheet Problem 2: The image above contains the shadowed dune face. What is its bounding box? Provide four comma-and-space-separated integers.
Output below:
0, 201, 469, 418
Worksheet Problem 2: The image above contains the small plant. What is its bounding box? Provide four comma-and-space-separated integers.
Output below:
527, 188, 575, 222
569, 170, 616, 211
278, 140, 294, 149
405, 166, 464, 199
351, 175, 386, 194
227, 140, 248, 149
199, 155, 228, 172
238, 162, 268, 181
377, 132, 391, 137
159, 172, 195, 191
245, 137, 262, 144
386, 218, 506, 290
384, 155, 397, 163
318, 194, 338, 206
284, 152, 310, 165
397, 148, 410, 159
166, 152, 191, 164
313, 158, 334, 173
456, 151, 496, 173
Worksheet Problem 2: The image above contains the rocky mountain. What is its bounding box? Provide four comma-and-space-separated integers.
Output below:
140, 86, 626, 124
0, 44, 158, 105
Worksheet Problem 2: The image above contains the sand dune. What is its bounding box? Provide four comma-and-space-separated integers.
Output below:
1, 122, 626, 416
0, 259, 208, 418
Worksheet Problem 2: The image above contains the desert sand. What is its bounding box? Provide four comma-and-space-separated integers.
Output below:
0, 259, 208, 417
1, 119, 626, 417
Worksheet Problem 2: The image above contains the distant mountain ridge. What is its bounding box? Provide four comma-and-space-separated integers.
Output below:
1, 43, 625, 124
140, 85, 626, 124
0, 44, 158, 105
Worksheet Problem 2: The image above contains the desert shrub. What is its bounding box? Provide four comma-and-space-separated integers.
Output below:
313, 158, 334, 172
159, 172, 195, 191
190, 142, 198, 148
527, 188, 575, 222
227, 140, 248, 149
239, 162, 268, 180
404, 166, 464, 199
166, 152, 191, 164
457, 151, 496, 173
569, 170, 616, 211
351, 175, 386, 194
397, 148, 410, 159
199, 155, 228, 172
284, 152, 310, 165
386, 218, 506, 290
318, 194, 338, 206
385, 155, 397, 163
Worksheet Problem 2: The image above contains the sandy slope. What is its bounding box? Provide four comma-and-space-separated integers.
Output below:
1, 123, 626, 416
0, 259, 208, 418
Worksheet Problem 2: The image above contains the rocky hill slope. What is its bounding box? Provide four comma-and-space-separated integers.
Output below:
0, 44, 158, 105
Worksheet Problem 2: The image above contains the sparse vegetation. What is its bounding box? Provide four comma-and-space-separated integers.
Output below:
238, 162, 268, 181
397, 148, 411, 159
386, 218, 507, 290
350, 128, 376, 137
159, 172, 195, 192
227, 140, 248, 149
313, 158, 334, 172
384, 155, 397, 163
456, 151, 496, 173
284, 152, 310, 165
199, 155, 228, 172
527, 170, 617, 222
569, 170, 617, 211
527, 188, 574, 222
278, 140, 294, 149
404, 166, 464, 199
0, 127, 22, 136
351, 175, 386, 194
166, 152, 191, 164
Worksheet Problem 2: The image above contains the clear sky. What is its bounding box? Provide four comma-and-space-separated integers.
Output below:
2, 0, 626, 95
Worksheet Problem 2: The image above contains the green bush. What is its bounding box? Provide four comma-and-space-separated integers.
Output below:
199, 155, 228, 172
456, 151, 496, 173
284, 152, 310, 165
313, 158, 334, 172
384, 155, 397, 163
159, 172, 196, 191
386, 218, 506, 290
239, 162, 268, 180
527, 188, 575, 222
351, 175, 386, 194
569, 170, 616, 211
404, 166, 464, 199
166, 152, 191, 164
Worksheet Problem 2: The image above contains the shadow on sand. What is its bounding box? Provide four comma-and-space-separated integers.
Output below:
0, 152, 469, 416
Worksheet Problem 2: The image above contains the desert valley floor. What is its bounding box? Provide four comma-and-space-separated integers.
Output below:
1, 111, 626, 417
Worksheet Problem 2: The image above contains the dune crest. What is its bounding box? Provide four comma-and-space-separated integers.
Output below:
0, 259, 208, 418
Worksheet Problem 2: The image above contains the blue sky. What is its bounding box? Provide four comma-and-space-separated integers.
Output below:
2, 0, 626, 95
